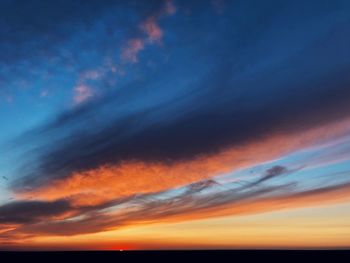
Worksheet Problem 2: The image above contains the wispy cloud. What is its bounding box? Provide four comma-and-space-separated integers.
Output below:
120, 0, 176, 63
140, 17, 163, 43
79, 69, 103, 82
121, 38, 145, 64
4, 169, 350, 238
73, 84, 94, 105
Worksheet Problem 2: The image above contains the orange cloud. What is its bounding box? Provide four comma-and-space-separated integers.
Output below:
0, 224, 18, 235
16, 117, 350, 207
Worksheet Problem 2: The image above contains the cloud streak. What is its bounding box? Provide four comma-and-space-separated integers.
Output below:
121, 0, 176, 63
4, 169, 350, 238
0, 200, 72, 224
73, 84, 94, 105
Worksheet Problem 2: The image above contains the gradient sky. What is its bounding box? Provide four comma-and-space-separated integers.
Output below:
1, 0, 350, 250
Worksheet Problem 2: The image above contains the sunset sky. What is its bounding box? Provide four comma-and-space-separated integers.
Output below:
1, 0, 350, 250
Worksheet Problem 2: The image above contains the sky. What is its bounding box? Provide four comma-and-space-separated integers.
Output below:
1, 0, 350, 250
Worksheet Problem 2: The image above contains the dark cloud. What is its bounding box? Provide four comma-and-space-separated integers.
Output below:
245, 165, 289, 188
7, 1, 350, 192
184, 179, 220, 195
0, 200, 71, 224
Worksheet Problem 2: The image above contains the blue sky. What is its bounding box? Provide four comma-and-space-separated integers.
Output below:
1, 0, 350, 249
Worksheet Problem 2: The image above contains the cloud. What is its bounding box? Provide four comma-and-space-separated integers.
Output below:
121, 0, 176, 63
0, 200, 72, 224
79, 70, 103, 82
12, 93, 350, 200
0, 0, 165, 65
73, 84, 94, 105
120, 38, 145, 64
141, 0, 177, 43
184, 179, 219, 195
14, 117, 350, 207
2, 0, 350, 244
5, 177, 350, 238
0, 0, 167, 94
244, 165, 291, 188
11, 11, 350, 190
164, 0, 177, 15
0, 176, 298, 236
140, 17, 163, 43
